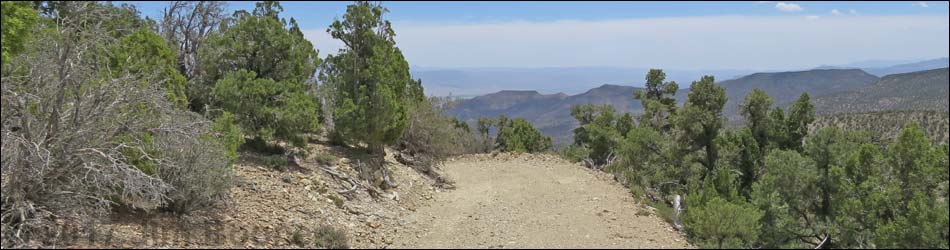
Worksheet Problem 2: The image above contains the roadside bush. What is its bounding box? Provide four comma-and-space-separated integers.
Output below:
397, 97, 480, 172
496, 118, 552, 153
560, 145, 592, 163
569, 104, 631, 167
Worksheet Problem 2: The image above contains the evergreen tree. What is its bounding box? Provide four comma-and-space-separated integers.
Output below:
786, 93, 815, 152
673, 76, 727, 173
199, 1, 321, 149
634, 69, 679, 132
322, 1, 414, 156
752, 150, 823, 249
740, 89, 774, 151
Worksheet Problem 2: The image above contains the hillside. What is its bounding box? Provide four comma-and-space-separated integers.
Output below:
813, 68, 949, 115
864, 58, 950, 76
447, 84, 645, 145
412, 67, 756, 97
714, 69, 880, 120
446, 69, 883, 144
811, 110, 949, 144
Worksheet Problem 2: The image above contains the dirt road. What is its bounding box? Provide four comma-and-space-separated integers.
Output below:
392, 154, 691, 249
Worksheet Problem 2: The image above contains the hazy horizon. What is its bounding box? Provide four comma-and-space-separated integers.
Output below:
124, 1, 949, 71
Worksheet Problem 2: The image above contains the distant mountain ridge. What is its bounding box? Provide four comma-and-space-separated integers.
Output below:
448, 84, 644, 145
715, 69, 880, 119
445, 67, 949, 145
814, 57, 949, 77
813, 68, 950, 115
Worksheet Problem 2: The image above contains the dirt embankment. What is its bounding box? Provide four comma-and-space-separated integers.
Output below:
74, 148, 689, 249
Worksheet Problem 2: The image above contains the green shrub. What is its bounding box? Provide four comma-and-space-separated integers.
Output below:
560, 145, 591, 163
212, 69, 320, 149
496, 118, 552, 153
684, 197, 763, 249
263, 155, 290, 171
213, 112, 245, 163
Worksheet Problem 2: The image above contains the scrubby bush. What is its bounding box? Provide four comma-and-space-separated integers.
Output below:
684, 197, 763, 249
496, 118, 552, 153
313, 225, 349, 249
559, 145, 592, 163
263, 155, 290, 171
1, 2, 233, 245
397, 97, 482, 171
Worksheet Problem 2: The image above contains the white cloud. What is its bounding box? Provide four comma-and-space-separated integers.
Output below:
757, 1, 772, 3
302, 29, 345, 57
917, 2, 929, 7
360, 15, 949, 70
831, 9, 841, 15
775, 2, 803, 12
850, 9, 858, 15
805, 15, 820, 20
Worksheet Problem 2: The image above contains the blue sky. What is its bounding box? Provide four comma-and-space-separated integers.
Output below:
123, 1, 950, 70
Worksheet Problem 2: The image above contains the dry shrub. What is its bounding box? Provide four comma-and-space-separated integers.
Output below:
1, 2, 232, 246
397, 97, 483, 175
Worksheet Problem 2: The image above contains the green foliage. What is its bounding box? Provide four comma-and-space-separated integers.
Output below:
560, 144, 592, 163
634, 69, 679, 132
110, 29, 188, 108
888, 123, 944, 201
874, 193, 950, 249
198, 1, 320, 112
751, 150, 822, 248
740, 89, 774, 150
212, 69, 320, 148
786, 93, 815, 151
767, 107, 789, 150
673, 75, 727, 172
578, 69, 946, 249
496, 117, 552, 153
683, 197, 763, 249
263, 154, 290, 170
714, 129, 761, 198
832, 144, 897, 248
322, 1, 413, 155
212, 112, 244, 163
1, 1, 38, 64
570, 104, 627, 165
